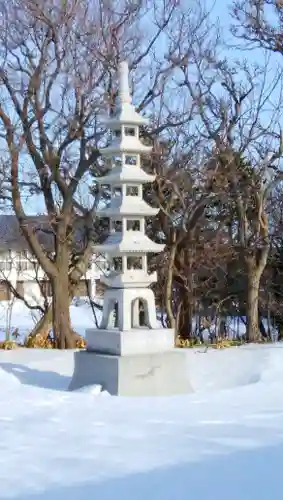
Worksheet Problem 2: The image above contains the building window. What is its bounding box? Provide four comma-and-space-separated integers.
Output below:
124, 127, 136, 137
0, 250, 13, 272
113, 186, 122, 196
126, 185, 139, 196
127, 256, 142, 270
126, 220, 140, 231
95, 259, 108, 272
17, 250, 31, 271
112, 220, 122, 232
113, 257, 122, 271
31, 260, 39, 271
0, 260, 12, 271
40, 280, 52, 297
18, 261, 28, 271
125, 155, 137, 165
0, 281, 11, 300
113, 156, 122, 165
114, 130, 121, 138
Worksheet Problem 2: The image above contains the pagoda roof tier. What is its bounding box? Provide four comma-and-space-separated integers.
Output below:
100, 270, 157, 289
96, 198, 158, 217
97, 165, 155, 185
100, 136, 152, 156
94, 232, 164, 254
102, 103, 149, 128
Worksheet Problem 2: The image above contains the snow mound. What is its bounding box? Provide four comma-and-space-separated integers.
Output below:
186, 343, 283, 393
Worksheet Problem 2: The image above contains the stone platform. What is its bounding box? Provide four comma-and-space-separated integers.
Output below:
68, 348, 192, 396
85, 327, 175, 356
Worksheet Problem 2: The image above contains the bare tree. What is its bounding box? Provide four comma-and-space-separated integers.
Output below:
231, 0, 283, 53
0, 0, 199, 347
183, 54, 283, 341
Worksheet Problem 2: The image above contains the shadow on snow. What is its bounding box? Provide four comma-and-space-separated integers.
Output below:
14, 441, 283, 500
0, 362, 70, 391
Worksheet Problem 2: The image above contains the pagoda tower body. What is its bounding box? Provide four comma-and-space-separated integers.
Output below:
69, 62, 191, 396
94, 61, 163, 333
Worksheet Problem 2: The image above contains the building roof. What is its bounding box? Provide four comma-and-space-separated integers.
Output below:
0, 215, 91, 253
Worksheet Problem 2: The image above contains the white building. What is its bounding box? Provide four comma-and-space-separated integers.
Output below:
0, 215, 106, 301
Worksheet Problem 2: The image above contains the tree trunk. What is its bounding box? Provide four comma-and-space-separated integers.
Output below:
216, 314, 227, 339
165, 242, 177, 329
258, 310, 268, 339
179, 294, 193, 340
52, 274, 77, 349
29, 305, 52, 339
29, 282, 80, 342
246, 271, 261, 342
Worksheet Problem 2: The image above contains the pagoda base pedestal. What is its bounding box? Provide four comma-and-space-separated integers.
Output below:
85, 327, 175, 356
68, 348, 192, 396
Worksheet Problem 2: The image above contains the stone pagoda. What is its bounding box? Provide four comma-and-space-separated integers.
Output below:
93, 61, 164, 334
69, 61, 191, 396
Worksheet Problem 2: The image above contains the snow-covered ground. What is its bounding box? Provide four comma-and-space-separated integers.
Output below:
0, 342, 283, 499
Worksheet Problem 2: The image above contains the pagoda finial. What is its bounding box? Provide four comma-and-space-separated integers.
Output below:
118, 61, 131, 105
